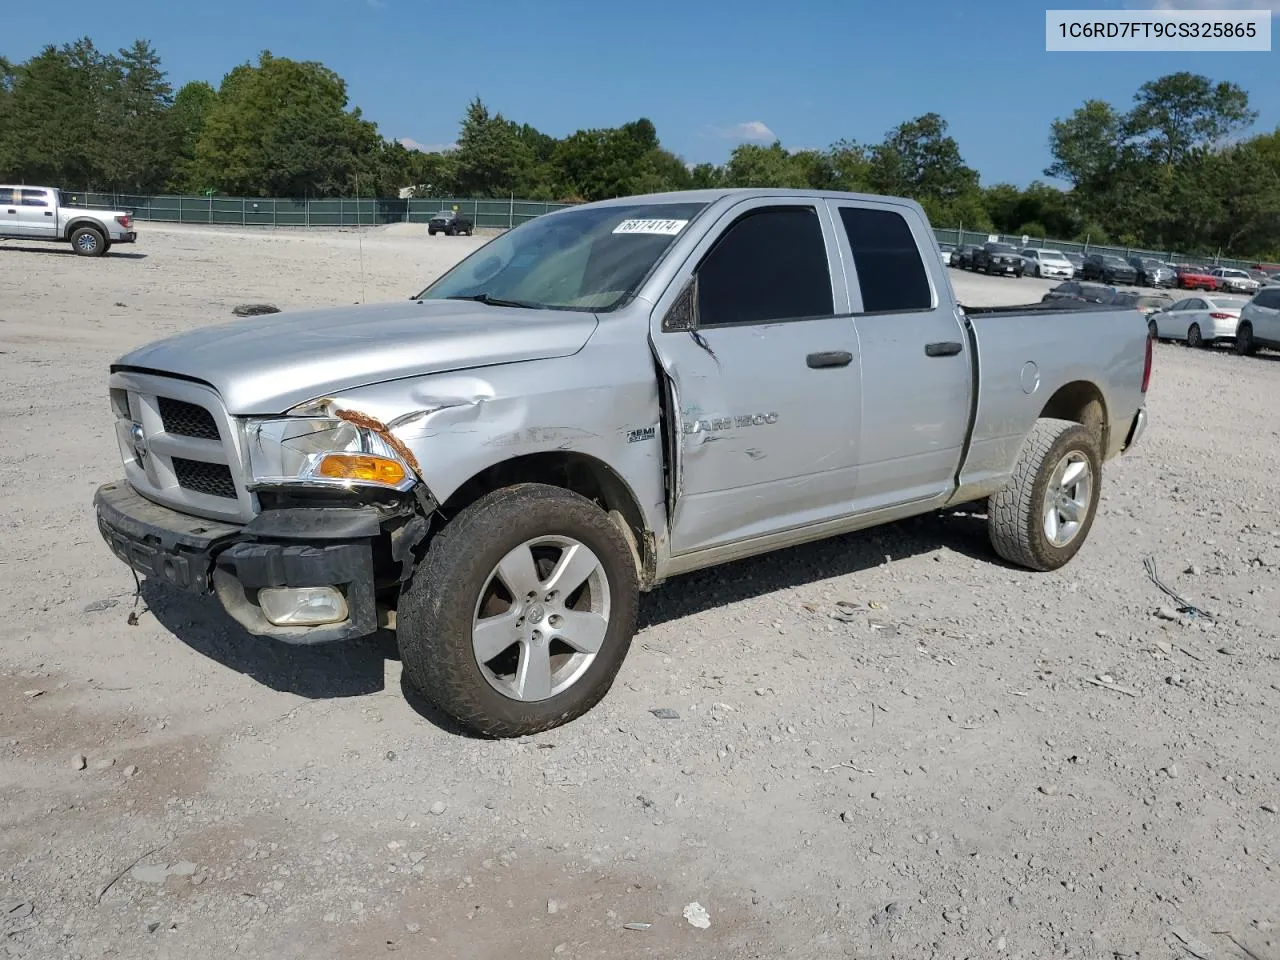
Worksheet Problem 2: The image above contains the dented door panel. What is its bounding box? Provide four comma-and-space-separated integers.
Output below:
646, 196, 862, 556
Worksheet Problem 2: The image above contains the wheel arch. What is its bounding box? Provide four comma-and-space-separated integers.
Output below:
64, 217, 107, 240
436, 451, 656, 588
1038, 380, 1108, 455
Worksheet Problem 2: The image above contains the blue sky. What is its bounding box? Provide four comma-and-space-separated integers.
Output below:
6, 0, 1278, 188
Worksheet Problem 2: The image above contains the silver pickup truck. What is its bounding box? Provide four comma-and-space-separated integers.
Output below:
93, 188, 1151, 737
0, 185, 136, 256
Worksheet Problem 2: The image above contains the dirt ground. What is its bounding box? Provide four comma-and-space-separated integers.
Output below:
2, 224, 1278, 960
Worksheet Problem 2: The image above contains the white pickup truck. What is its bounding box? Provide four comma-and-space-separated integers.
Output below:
0, 185, 136, 256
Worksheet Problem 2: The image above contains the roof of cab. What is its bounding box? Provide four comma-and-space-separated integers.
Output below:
571, 187, 929, 217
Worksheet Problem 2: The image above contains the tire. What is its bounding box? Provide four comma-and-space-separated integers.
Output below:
1234, 322, 1257, 356
397, 483, 640, 738
1148, 318, 1159, 341
428, 229, 437, 236
70, 225, 106, 257
987, 418, 1103, 572
1187, 323, 1203, 349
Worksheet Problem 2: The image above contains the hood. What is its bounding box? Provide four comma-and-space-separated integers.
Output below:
114, 299, 599, 414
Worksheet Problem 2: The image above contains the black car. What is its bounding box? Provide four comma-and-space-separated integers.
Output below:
954, 244, 982, 270
1081, 253, 1137, 284
1127, 256, 1176, 288
971, 242, 1024, 277
1041, 280, 1117, 304
428, 210, 474, 236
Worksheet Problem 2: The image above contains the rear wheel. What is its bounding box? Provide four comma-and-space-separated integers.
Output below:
1187, 323, 1203, 348
987, 418, 1102, 572
1148, 318, 1159, 341
397, 483, 640, 738
70, 226, 106, 257
1234, 322, 1257, 356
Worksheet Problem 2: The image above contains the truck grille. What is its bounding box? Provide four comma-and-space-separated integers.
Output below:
159, 397, 219, 440
109, 371, 255, 524
172, 458, 237, 499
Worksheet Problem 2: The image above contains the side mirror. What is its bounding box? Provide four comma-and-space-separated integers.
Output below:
661, 276, 698, 333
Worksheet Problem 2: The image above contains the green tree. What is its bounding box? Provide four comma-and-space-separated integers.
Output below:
1045, 100, 1124, 187
867, 113, 982, 225
1124, 71, 1256, 167
723, 141, 808, 187
452, 98, 534, 197
167, 80, 217, 191
191, 51, 384, 196
98, 40, 178, 192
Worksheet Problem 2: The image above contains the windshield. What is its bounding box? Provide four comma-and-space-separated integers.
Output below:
1040, 250, 1069, 261
989, 243, 1016, 254
1102, 256, 1128, 266
417, 201, 707, 312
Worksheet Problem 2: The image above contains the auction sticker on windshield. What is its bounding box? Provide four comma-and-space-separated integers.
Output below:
613, 219, 689, 236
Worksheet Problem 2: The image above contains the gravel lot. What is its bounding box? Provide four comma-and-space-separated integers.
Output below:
2, 224, 1278, 960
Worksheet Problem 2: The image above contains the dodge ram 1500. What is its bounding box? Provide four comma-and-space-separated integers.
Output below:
93, 188, 1152, 737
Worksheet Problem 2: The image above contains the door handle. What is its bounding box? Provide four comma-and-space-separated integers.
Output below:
806, 350, 853, 369
925, 341, 963, 357
43, 211, 53, 216
5, 209, 14, 214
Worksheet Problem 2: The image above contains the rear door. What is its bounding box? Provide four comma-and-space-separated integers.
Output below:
16, 188, 58, 238
826, 199, 973, 513
650, 198, 862, 555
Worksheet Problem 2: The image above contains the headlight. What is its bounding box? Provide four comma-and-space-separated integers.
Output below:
243, 416, 416, 491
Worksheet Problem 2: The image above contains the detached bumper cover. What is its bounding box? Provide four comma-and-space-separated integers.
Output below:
93, 481, 384, 644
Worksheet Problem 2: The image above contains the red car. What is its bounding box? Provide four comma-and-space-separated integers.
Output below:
1175, 264, 1218, 291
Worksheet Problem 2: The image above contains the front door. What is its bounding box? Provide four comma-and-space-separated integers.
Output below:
16, 188, 58, 239
649, 199, 861, 556
825, 199, 974, 513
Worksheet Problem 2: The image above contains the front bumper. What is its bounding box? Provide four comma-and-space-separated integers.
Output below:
94, 481, 385, 644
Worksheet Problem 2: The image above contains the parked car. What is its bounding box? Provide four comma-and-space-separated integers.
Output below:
955, 244, 982, 270
0, 184, 136, 256
1233, 286, 1280, 355
1209, 267, 1260, 295
1174, 264, 1218, 290
428, 210, 474, 236
1021, 248, 1075, 280
1113, 290, 1175, 316
1064, 252, 1085, 274
1147, 294, 1250, 347
938, 242, 957, 267
1041, 280, 1117, 304
91, 187, 1152, 738
1127, 257, 1176, 288
1081, 253, 1138, 285
972, 241, 1025, 276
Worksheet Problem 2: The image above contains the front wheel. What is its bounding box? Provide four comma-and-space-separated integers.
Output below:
1148, 318, 1159, 340
397, 483, 640, 738
987, 418, 1102, 572
1187, 323, 1203, 348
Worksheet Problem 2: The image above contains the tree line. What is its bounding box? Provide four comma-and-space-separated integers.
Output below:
2, 39, 1277, 258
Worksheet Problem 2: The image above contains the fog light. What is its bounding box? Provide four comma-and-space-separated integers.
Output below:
258, 586, 348, 626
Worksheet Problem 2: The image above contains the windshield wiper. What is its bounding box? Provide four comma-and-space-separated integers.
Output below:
446, 293, 545, 310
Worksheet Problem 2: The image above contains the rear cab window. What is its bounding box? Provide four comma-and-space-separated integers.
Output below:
836, 206, 932, 314
19, 189, 49, 207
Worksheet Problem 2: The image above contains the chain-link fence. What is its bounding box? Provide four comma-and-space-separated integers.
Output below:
64, 192, 574, 229
62, 190, 1270, 272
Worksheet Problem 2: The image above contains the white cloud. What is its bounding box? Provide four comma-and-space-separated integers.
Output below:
711, 121, 776, 143
1133, 0, 1280, 10
399, 138, 457, 153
